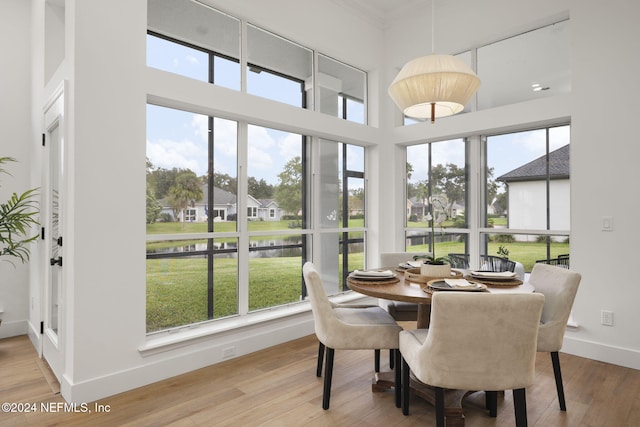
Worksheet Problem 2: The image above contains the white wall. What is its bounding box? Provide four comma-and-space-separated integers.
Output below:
0, 0, 33, 338
3, 0, 639, 403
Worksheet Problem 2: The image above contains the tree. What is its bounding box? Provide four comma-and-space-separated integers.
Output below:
146, 187, 162, 224
212, 172, 237, 195
167, 171, 203, 225
274, 156, 302, 216
248, 176, 274, 199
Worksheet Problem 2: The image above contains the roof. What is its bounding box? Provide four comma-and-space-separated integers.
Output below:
200, 183, 237, 205
497, 144, 570, 182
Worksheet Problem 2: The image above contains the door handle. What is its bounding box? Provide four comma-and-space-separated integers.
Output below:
50, 256, 62, 267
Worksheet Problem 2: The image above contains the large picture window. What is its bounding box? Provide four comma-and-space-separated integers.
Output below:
483, 125, 571, 271
405, 139, 469, 259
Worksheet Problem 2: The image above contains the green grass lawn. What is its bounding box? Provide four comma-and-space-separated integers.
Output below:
146, 219, 567, 332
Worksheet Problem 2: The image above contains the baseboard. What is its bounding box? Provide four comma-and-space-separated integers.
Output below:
562, 335, 640, 371
0, 319, 28, 339
60, 313, 316, 403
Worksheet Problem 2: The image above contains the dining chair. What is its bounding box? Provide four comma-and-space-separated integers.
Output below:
303, 262, 403, 410
528, 263, 581, 411
447, 253, 470, 269
480, 254, 516, 272
399, 292, 545, 427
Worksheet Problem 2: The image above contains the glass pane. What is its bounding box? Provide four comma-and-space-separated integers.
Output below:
405, 230, 468, 259
247, 25, 311, 107
406, 139, 467, 227
248, 234, 305, 311
247, 125, 304, 231
318, 54, 366, 123
146, 238, 239, 333
477, 20, 570, 110
549, 126, 571, 230
212, 117, 238, 232
481, 233, 569, 273
146, 34, 209, 82
146, 105, 208, 232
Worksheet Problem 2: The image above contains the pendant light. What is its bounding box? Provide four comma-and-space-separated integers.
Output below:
388, 0, 480, 123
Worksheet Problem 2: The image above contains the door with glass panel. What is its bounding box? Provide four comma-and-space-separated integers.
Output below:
42, 85, 65, 381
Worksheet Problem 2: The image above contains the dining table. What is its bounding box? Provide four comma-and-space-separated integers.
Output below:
346, 267, 534, 427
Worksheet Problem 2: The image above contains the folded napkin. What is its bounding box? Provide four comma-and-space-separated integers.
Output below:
352, 269, 395, 278
445, 279, 478, 288
470, 271, 517, 278
399, 260, 422, 268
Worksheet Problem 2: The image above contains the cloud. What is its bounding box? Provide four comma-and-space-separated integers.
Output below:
146, 138, 207, 176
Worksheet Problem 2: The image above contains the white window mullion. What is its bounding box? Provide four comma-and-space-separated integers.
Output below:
237, 121, 249, 315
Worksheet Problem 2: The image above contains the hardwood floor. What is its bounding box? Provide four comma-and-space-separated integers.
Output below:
1, 331, 640, 427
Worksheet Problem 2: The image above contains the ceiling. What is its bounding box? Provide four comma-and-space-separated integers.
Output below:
332, 0, 426, 29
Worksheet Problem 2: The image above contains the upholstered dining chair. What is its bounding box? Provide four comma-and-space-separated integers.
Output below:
400, 292, 545, 427
303, 262, 403, 410
528, 263, 581, 411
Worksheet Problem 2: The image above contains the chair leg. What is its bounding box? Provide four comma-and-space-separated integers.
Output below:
550, 351, 567, 411
375, 349, 380, 372
389, 348, 395, 370
513, 388, 528, 427
316, 342, 325, 377
401, 355, 410, 415
394, 349, 401, 408
486, 390, 498, 417
435, 386, 445, 427
322, 347, 335, 410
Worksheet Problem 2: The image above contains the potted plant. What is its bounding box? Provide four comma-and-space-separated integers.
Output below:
0, 157, 39, 264
415, 194, 451, 277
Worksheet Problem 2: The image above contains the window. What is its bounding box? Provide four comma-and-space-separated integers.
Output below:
483, 125, 571, 271
477, 20, 570, 110
405, 139, 469, 258
318, 140, 366, 291
247, 25, 311, 108
318, 54, 366, 124
147, 0, 241, 89
146, 3, 369, 334
146, 104, 239, 333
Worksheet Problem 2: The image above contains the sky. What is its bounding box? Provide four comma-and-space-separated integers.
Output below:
146, 34, 364, 186
146, 34, 568, 190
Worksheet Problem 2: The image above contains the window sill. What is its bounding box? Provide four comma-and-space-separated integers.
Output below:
138, 291, 371, 356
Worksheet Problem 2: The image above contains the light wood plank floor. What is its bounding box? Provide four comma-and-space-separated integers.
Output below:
1, 332, 640, 427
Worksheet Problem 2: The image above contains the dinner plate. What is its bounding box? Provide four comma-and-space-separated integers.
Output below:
349, 270, 396, 280
425, 280, 488, 292
469, 271, 518, 282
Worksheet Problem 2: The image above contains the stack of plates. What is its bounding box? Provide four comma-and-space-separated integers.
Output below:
349, 270, 396, 281
398, 260, 422, 270
468, 271, 518, 281
425, 279, 488, 292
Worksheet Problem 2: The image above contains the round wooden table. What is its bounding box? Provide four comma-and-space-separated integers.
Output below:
347, 269, 534, 427
347, 270, 434, 328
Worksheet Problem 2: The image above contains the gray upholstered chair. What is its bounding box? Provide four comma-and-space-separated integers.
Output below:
400, 292, 545, 427
528, 263, 581, 411
303, 262, 403, 410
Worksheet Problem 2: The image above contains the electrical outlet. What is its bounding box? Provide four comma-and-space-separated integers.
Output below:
601, 310, 614, 326
222, 347, 236, 359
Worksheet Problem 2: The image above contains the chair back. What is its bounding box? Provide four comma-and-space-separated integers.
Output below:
303, 262, 340, 346
528, 263, 581, 352
415, 292, 544, 391
480, 255, 516, 272
380, 252, 430, 268
447, 253, 470, 269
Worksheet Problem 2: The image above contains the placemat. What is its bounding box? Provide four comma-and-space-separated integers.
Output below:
463, 274, 523, 287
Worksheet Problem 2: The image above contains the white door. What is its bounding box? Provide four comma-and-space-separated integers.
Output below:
42, 83, 65, 381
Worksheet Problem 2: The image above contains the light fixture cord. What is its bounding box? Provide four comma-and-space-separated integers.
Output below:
431, 0, 435, 54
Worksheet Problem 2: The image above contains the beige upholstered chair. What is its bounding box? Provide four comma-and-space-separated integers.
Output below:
528, 263, 581, 411
303, 262, 403, 409
399, 292, 545, 427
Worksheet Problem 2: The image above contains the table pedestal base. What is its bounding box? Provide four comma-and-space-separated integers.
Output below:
373, 372, 470, 427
